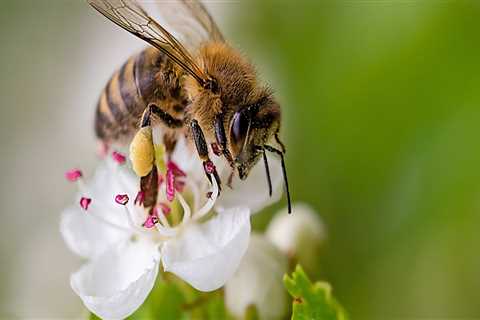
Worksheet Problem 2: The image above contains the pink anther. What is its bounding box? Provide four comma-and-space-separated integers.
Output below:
167, 161, 186, 177
112, 151, 126, 165
166, 169, 175, 202
65, 169, 82, 182
142, 214, 159, 229
79, 197, 92, 211
115, 194, 129, 205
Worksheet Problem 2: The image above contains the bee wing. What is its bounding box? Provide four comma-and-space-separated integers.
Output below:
88, 0, 207, 85
154, 0, 225, 51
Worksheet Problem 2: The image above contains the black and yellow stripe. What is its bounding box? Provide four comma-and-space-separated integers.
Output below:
94, 47, 186, 144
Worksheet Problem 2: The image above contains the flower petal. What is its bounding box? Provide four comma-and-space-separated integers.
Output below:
60, 205, 129, 259
161, 207, 251, 291
87, 159, 139, 225
216, 157, 283, 214
71, 239, 160, 320
225, 234, 288, 320
266, 203, 325, 271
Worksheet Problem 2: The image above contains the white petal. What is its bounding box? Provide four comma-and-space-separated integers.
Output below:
60, 205, 129, 259
71, 239, 160, 320
266, 203, 325, 270
161, 207, 251, 291
216, 157, 283, 214
87, 160, 139, 226
225, 234, 288, 320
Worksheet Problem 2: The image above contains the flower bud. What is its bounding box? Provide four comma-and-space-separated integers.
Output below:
266, 203, 325, 271
225, 234, 288, 320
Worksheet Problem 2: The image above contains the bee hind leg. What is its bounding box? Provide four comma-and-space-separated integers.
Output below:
190, 119, 222, 194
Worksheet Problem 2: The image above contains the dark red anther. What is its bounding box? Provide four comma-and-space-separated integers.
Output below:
166, 169, 175, 202
115, 194, 129, 205
167, 161, 186, 177
134, 191, 145, 206
112, 151, 126, 165
206, 191, 213, 199
65, 169, 82, 182
80, 197, 92, 211
204, 160, 216, 175
211, 143, 222, 156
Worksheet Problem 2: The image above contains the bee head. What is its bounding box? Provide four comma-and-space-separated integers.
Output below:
228, 96, 281, 180
186, 42, 281, 180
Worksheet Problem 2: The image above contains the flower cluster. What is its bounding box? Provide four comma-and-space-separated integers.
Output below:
61, 137, 284, 319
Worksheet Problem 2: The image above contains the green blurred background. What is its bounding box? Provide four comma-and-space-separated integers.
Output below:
1, 0, 480, 318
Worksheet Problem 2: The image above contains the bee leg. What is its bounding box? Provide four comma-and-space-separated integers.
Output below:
264, 145, 292, 214
190, 119, 222, 193
214, 114, 236, 189
214, 114, 235, 165
141, 103, 183, 129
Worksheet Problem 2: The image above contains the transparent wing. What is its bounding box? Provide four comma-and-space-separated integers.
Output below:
154, 0, 225, 51
88, 0, 207, 84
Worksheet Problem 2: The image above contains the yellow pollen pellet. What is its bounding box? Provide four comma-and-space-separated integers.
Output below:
129, 127, 154, 177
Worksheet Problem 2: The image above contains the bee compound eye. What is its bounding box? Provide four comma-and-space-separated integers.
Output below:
231, 110, 250, 148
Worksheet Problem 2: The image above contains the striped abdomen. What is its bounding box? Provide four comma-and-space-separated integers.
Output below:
95, 47, 187, 145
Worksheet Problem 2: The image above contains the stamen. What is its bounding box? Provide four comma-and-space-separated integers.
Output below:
186, 179, 201, 212
112, 151, 126, 165
193, 175, 219, 220
134, 191, 145, 206
167, 160, 186, 177
176, 191, 191, 223
115, 194, 129, 205
65, 169, 82, 182
142, 214, 159, 229
155, 223, 177, 237
166, 168, 175, 201
154, 205, 171, 228
79, 197, 92, 211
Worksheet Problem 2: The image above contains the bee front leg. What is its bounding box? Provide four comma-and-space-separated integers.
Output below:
214, 114, 236, 188
190, 119, 222, 192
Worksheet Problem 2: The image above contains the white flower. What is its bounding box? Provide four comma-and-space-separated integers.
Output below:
225, 234, 288, 320
61, 136, 283, 319
266, 203, 325, 270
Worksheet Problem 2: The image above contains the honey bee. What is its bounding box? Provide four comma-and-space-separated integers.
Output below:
88, 0, 291, 212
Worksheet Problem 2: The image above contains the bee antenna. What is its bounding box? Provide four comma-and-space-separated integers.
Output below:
262, 148, 273, 197
264, 145, 292, 214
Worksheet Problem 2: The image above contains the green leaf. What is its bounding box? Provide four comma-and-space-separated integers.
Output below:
284, 265, 348, 320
